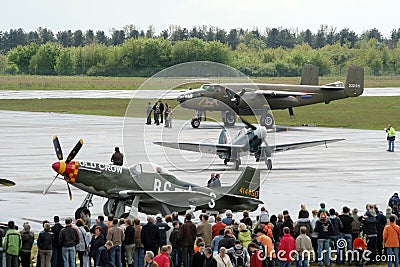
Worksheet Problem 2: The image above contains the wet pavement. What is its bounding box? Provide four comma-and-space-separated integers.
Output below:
0, 110, 399, 231
0, 88, 399, 99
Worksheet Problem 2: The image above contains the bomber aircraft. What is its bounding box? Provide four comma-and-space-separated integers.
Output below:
44, 136, 263, 219
177, 65, 364, 128
154, 120, 343, 170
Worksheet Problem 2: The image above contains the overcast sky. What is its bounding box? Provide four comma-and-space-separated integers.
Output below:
2, 0, 398, 38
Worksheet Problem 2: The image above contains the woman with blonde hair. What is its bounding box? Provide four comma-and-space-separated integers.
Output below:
214, 247, 233, 267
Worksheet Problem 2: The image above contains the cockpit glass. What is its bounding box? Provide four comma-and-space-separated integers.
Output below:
129, 162, 171, 175
201, 84, 223, 92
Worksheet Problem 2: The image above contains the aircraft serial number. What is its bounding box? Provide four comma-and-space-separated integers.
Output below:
239, 187, 259, 198
348, 83, 360, 88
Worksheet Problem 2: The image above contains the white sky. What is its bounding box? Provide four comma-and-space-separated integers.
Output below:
2, 0, 399, 38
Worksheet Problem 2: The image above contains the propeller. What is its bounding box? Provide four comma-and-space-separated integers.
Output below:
44, 136, 84, 200
226, 88, 246, 107
241, 118, 257, 131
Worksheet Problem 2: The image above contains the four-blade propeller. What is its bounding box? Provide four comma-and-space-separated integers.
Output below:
44, 136, 83, 200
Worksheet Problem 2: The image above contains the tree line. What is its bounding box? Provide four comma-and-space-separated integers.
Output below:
0, 25, 400, 77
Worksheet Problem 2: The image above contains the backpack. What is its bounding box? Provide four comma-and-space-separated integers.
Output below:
391, 195, 400, 207
233, 245, 246, 267
263, 224, 273, 239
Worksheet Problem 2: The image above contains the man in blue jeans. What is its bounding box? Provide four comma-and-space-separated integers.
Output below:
107, 219, 124, 267
385, 124, 396, 152
59, 218, 79, 267
315, 214, 333, 266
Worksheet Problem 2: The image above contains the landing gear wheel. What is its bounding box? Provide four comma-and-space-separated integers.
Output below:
224, 111, 236, 127
261, 114, 274, 129
191, 118, 200, 128
224, 159, 229, 165
103, 199, 117, 216
234, 159, 241, 170
75, 207, 85, 220
266, 159, 272, 170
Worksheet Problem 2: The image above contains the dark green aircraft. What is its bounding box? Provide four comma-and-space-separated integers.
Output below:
177, 65, 364, 128
44, 136, 263, 218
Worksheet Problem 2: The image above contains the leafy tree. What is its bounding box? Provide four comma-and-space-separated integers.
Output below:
227, 29, 239, 50
0, 54, 8, 73
29, 43, 61, 75
85, 30, 94, 44
111, 29, 125, 45
146, 25, 155, 38
171, 38, 207, 64
95, 31, 108, 44
7, 42, 39, 73
73, 30, 84, 47
37, 27, 55, 43
55, 48, 73, 75
361, 28, 383, 42
57, 30, 73, 47
266, 28, 280, 48
215, 28, 227, 44
339, 28, 358, 48
205, 41, 231, 64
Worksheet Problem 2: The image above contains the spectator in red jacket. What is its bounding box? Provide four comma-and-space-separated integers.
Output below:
278, 227, 296, 267
154, 246, 170, 267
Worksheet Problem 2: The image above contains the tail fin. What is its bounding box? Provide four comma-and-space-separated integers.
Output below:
300, 64, 319, 85
218, 129, 230, 144
345, 65, 364, 97
227, 167, 260, 199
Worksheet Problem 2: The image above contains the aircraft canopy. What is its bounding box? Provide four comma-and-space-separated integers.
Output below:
129, 162, 172, 176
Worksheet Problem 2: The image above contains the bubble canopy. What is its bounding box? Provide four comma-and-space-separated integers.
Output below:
129, 162, 172, 176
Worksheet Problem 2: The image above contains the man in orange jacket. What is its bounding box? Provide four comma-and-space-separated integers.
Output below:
383, 215, 400, 267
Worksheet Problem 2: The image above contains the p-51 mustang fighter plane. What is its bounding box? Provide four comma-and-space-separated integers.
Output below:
154, 120, 343, 170
44, 136, 263, 218
177, 65, 364, 128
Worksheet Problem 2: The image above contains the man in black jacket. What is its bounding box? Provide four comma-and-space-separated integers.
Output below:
169, 221, 182, 267
59, 218, 79, 267
140, 216, 160, 256
358, 208, 378, 264
51, 216, 64, 267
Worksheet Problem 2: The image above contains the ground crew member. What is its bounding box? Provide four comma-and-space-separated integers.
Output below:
111, 147, 124, 166
385, 124, 396, 152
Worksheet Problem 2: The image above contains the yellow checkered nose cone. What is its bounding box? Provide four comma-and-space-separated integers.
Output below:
52, 161, 79, 183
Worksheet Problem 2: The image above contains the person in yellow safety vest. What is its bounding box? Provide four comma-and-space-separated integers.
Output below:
385, 124, 396, 152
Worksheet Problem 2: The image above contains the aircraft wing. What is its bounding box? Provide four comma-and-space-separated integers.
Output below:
271, 138, 344, 153
255, 90, 315, 97
118, 190, 216, 207
153, 142, 245, 154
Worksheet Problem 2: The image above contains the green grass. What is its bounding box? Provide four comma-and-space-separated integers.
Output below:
1, 96, 399, 130
1, 74, 400, 90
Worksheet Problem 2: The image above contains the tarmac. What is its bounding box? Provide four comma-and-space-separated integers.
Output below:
1, 110, 399, 231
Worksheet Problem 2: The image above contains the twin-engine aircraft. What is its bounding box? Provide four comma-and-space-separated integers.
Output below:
154, 120, 343, 170
177, 65, 364, 128
44, 136, 263, 218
